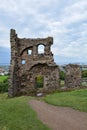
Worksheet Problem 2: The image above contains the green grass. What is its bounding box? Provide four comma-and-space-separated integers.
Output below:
0, 93, 50, 130
0, 76, 8, 83
44, 89, 87, 112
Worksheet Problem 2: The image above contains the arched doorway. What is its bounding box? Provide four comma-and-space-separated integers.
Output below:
35, 75, 44, 89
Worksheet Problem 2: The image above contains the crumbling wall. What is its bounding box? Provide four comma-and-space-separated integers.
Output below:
8, 29, 82, 97
65, 64, 81, 88
8, 29, 20, 97
8, 29, 60, 97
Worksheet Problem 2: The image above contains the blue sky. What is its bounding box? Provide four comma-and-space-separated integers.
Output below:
0, 0, 87, 65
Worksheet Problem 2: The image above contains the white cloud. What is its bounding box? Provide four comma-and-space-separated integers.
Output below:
0, 0, 87, 63
0, 40, 10, 48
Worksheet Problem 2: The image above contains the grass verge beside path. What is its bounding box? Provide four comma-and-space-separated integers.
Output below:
44, 89, 87, 112
0, 93, 50, 130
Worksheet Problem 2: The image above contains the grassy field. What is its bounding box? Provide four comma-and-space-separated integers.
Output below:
0, 93, 50, 130
44, 89, 87, 112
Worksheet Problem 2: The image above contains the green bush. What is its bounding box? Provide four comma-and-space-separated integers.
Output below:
82, 70, 87, 78
0, 76, 9, 93
60, 71, 65, 80
36, 75, 43, 88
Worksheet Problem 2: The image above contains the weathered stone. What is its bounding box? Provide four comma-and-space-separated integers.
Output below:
65, 64, 81, 88
8, 29, 60, 97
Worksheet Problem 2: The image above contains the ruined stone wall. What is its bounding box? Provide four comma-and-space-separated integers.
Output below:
65, 64, 81, 88
8, 29, 82, 97
8, 29, 20, 97
8, 29, 60, 97
19, 64, 59, 94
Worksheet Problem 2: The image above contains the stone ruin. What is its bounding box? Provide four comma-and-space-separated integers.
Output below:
65, 64, 82, 88
8, 29, 82, 97
8, 29, 60, 97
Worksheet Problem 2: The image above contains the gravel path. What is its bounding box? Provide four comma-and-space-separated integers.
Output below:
29, 100, 87, 130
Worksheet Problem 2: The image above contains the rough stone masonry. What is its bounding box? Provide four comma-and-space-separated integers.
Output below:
8, 29, 60, 97
65, 64, 82, 88
8, 29, 82, 97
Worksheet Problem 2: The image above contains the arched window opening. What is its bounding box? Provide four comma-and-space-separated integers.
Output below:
38, 44, 45, 54
21, 59, 26, 65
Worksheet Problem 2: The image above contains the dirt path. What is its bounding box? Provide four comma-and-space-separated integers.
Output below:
29, 100, 87, 130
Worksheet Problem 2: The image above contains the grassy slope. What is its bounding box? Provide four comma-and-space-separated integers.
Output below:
44, 89, 87, 112
0, 94, 50, 130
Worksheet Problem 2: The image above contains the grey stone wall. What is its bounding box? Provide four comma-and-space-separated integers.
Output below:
8, 29, 60, 97
65, 64, 81, 88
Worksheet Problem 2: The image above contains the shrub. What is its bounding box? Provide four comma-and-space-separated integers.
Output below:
82, 70, 87, 78
36, 75, 43, 88
0, 76, 9, 93
60, 71, 65, 80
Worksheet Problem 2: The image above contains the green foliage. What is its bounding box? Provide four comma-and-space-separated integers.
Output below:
0, 76, 9, 93
82, 70, 87, 78
0, 94, 50, 130
36, 75, 43, 88
44, 89, 87, 112
60, 71, 65, 80
0, 76, 8, 82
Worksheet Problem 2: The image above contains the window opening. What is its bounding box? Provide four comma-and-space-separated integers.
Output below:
21, 60, 26, 65
38, 44, 44, 54
28, 49, 32, 55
